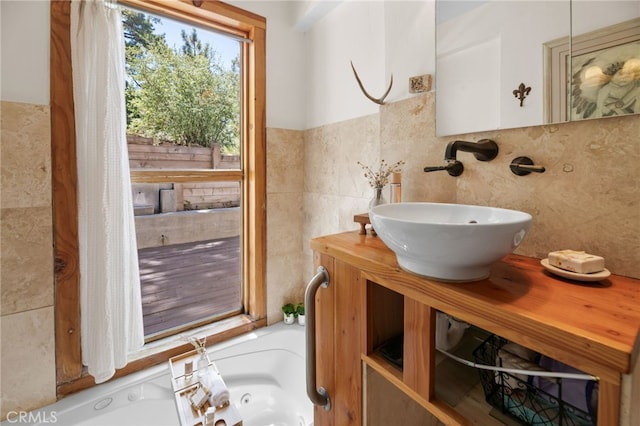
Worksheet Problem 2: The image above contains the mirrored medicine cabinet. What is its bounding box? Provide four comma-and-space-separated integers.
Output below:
435, 0, 640, 136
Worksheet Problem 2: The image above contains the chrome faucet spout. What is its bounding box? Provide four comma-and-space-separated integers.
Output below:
444, 139, 499, 162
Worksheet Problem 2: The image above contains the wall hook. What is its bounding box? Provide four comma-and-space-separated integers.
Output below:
513, 83, 531, 107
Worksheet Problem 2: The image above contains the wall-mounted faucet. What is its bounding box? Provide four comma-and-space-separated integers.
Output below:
444, 139, 499, 162
424, 139, 499, 177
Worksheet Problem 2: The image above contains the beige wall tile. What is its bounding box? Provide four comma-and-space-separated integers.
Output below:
300, 114, 381, 283
266, 252, 304, 325
1, 101, 51, 209
1, 101, 55, 420
301, 94, 638, 279
303, 124, 342, 196
379, 94, 640, 278
267, 192, 303, 256
265, 128, 305, 323
1, 206, 54, 315
333, 115, 381, 199
0, 307, 56, 419
380, 94, 457, 203
266, 128, 304, 194
304, 114, 380, 198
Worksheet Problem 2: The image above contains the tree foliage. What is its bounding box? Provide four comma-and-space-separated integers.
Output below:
123, 10, 240, 153
122, 9, 163, 48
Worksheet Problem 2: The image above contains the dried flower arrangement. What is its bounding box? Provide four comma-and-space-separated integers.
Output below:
357, 159, 405, 188
189, 336, 207, 356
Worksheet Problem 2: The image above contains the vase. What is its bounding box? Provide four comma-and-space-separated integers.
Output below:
196, 352, 209, 378
283, 312, 296, 325
369, 187, 387, 210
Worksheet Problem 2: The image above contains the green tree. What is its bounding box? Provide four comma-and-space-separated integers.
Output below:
122, 9, 164, 48
123, 10, 165, 127
181, 28, 210, 58
123, 11, 240, 152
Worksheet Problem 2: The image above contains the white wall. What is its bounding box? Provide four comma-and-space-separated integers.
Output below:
0, 0, 309, 130
3, 0, 634, 135
228, 1, 308, 130
302, 0, 435, 129
304, 1, 385, 128
230, 0, 435, 130
0, 1, 49, 105
383, 1, 435, 103
0, 0, 435, 129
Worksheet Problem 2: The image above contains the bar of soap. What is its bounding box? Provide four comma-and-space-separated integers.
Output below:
548, 250, 605, 274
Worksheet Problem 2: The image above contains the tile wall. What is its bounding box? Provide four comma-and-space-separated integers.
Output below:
266, 128, 305, 322
303, 93, 639, 279
1, 101, 57, 417
302, 114, 383, 279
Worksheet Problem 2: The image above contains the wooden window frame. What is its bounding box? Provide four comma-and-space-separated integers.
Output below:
50, 0, 266, 397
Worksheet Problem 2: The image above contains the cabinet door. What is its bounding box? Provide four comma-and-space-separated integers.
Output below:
333, 259, 364, 425
312, 252, 363, 426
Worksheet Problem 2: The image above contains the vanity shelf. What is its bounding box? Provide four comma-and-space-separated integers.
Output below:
310, 231, 640, 426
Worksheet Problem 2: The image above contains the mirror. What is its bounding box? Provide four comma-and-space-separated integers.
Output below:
436, 1, 640, 137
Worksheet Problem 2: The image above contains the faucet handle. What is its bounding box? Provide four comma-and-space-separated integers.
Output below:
424, 160, 464, 177
423, 165, 446, 172
510, 156, 545, 176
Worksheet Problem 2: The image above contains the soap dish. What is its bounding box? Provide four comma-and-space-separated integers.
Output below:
541, 258, 610, 282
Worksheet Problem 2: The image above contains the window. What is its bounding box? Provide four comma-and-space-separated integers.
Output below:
123, 7, 244, 340
50, 0, 265, 395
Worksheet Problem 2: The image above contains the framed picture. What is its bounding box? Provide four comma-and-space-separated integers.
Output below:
544, 18, 640, 123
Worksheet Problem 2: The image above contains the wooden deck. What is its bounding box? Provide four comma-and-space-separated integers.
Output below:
138, 236, 241, 337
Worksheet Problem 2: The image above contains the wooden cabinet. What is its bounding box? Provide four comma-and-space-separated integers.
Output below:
310, 231, 640, 426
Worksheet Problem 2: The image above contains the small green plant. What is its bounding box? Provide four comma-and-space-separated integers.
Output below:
296, 303, 305, 316
282, 302, 297, 325
281, 303, 296, 316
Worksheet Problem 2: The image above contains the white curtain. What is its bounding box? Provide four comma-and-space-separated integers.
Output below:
71, 0, 144, 383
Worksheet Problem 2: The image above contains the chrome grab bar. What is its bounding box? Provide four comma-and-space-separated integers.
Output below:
305, 266, 331, 411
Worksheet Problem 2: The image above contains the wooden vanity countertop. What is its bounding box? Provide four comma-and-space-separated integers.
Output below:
310, 231, 640, 381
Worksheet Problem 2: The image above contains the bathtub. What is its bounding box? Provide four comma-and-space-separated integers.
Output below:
3, 323, 312, 426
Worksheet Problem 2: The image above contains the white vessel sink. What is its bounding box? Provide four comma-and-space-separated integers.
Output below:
369, 202, 532, 282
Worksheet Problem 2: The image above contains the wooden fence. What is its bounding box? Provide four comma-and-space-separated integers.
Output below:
127, 135, 239, 169
128, 135, 240, 211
